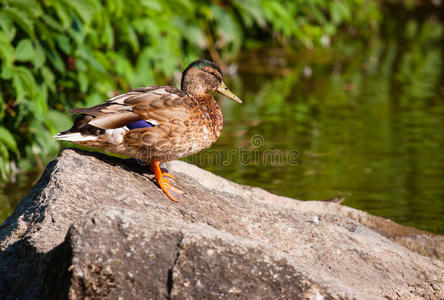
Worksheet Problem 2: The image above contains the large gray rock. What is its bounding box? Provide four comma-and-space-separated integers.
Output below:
40, 208, 331, 299
1, 148, 443, 299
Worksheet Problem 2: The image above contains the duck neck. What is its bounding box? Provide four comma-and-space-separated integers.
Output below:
194, 94, 223, 138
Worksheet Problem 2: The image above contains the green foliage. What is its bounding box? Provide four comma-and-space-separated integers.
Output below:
0, 0, 380, 179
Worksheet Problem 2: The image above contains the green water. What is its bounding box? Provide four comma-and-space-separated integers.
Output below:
187, 18, 444, 234
1, 13, 444, 234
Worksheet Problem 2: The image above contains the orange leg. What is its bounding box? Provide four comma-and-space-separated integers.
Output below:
150, 158, 184, 202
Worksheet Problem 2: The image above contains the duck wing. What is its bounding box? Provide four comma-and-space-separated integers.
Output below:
70, 86, 193, 130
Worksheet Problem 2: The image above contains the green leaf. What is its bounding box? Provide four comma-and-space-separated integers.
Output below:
55, 34, 72, 54
76, 46, 105, 72
0, 142, 9, 161
111, 53, 134, 80
2, 6, 35, 38
124, 26, 139, 52
0, 155, 7, 180
5, 0, 43, 18
0, 126, 17, 152
108, 0, 125, 17
78, 72, 88, 93
12, 72, 26, 101
47, 109, 73, 133
66, 15, 86, 44
330, 1, 351, 24
53, 2, 72, 29
62, 0, 94, 24
0, 31, 15, 66
33, 42, 46, 69
30, 86, 48, 121
17, 66, 37, 90
104, 22, 115, 49
47, 50, 65, 72
15, 39, 35, 61
1, 65, 13, 79
0, 11, 17, 41
34, 19, 56, 49
41, 66, 56, 92
12, 66, 38, 101
41, 14, 63, 31
140, 0, 162, 11
234, 0, 266, 28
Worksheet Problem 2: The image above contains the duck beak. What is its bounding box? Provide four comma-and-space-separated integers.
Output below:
216, 81, 242, 103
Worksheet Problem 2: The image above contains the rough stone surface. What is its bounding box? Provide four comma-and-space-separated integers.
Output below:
1, 148, 443, 299
41, 208, 332, 299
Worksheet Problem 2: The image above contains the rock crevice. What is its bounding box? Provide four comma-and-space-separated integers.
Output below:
167, 234, 184, 299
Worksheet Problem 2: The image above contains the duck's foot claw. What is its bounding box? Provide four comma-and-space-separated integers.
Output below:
157, 176, 183, 202
163, 182, 185, 195
163, 172, 175, 179
151, 158, 184, 202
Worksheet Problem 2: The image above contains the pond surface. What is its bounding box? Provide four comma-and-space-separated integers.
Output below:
1, 13, 444, 234
188, 18, 444, 234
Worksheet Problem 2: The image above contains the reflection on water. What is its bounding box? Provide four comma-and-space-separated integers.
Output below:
1, 13, 444, 234
187, 17, 444, 234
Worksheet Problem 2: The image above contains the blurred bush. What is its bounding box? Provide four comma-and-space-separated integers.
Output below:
0, 0, 380, 179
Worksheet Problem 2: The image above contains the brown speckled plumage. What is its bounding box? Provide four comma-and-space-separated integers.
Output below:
56, 60, 240, 164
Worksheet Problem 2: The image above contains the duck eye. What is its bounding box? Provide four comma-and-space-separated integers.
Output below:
210, 72, 216, 76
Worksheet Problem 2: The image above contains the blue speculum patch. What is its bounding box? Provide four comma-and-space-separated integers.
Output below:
127, 120, 154, 129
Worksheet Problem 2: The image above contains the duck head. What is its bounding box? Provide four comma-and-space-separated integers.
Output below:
181, 59, 242, 103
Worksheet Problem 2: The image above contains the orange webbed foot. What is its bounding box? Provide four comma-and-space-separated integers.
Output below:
163, 172, 175, 179
150, 158, 184, 202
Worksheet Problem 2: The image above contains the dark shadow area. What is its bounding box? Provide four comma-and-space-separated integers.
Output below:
67, 148, 153, 177
0, 239, 46, 299
39, 235, 73, 299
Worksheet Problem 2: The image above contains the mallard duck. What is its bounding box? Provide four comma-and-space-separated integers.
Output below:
54, 59, 242, 202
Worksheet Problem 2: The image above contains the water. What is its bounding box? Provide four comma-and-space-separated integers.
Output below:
0, 171, 39, 222
1, 14, 444, 234
198, 98, 444, 234
187, 20, 444, 234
